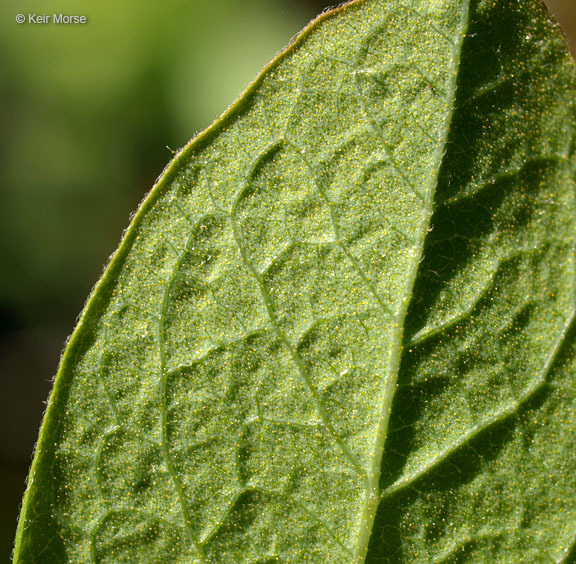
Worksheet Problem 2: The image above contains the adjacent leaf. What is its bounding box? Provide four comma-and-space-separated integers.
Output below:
14, 0, 576, 562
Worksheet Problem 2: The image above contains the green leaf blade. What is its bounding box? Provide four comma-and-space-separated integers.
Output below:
368, 0, 576, 561
14, 0, 576, 563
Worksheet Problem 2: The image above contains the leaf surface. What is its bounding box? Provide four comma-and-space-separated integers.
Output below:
14, 0, 576, 562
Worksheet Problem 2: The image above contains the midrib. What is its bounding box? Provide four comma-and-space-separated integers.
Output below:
353, 1, 471, 561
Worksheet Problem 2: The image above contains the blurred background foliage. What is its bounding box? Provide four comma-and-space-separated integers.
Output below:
0, 0, 574, 559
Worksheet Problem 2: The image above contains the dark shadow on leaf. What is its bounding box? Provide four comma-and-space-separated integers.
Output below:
378, 369, 453, 489
368, 384, 553, 563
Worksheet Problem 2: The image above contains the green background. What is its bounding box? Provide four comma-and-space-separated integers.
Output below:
0, 0, 574, 560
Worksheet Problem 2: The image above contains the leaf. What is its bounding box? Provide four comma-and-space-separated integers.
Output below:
14, 0, 576, 562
